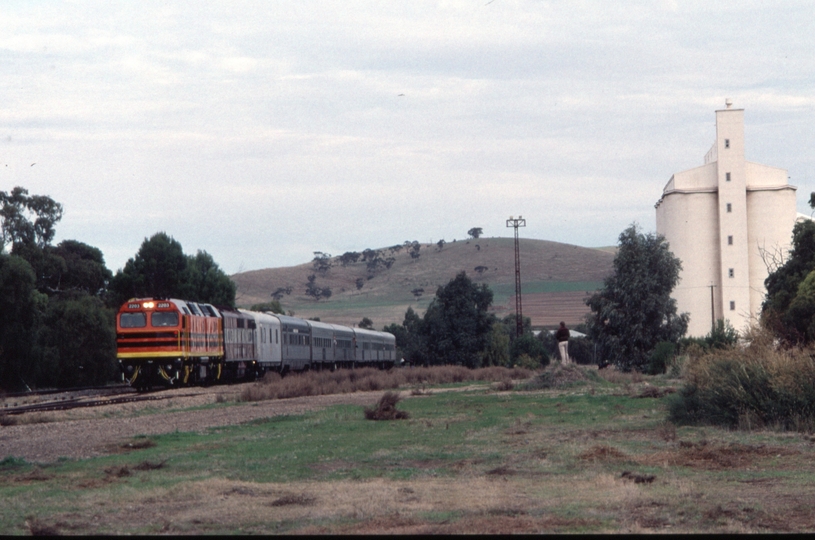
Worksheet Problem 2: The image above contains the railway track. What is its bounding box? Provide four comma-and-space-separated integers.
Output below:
0, 387, 204, 416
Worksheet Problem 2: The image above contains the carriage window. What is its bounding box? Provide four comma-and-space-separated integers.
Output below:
151, 312, 179, 327
120, 312, 146, 328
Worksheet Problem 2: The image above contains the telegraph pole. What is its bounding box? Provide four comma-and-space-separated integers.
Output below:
506, 216, 526, 337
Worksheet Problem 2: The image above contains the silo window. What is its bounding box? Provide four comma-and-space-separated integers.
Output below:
725, 139, 730, 149
727, 203, 732, 213
726, 172, 731, 182
730, 301, 736, 311
728, 235, 733, 245
729, 268, 734, 278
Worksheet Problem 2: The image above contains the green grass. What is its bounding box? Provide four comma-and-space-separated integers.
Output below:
5, 373, 815, 534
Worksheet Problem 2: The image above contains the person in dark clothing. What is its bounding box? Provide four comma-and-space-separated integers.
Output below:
555, 321, 570, 364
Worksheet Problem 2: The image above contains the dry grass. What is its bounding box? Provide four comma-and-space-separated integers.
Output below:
364, 392, 410, 420
670, 328, 815, 430
239, 365, 534, 402
522, 363, 598, 390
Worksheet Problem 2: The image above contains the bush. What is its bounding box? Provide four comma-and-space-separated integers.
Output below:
511, 334, 548, 367
667, 339, 815, 430
646, 341, 675, 375
568, 337, 595, 365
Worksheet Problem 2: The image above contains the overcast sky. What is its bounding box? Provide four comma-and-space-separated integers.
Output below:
2, 1, 814, 275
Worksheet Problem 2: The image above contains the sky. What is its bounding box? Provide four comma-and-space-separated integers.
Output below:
2, 1, 814, 275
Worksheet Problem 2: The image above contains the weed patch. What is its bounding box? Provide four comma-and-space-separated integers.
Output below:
364, 392, 409, 420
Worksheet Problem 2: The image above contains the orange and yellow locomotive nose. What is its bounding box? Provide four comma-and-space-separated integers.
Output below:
116, 299, 183, 359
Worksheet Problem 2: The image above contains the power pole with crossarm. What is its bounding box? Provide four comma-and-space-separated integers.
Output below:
506, 216, 526, 338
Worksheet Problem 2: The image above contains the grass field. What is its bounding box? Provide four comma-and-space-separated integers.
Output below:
3, 366, 815, 534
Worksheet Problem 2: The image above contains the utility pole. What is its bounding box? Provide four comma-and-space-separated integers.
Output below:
506, 216, 526, 337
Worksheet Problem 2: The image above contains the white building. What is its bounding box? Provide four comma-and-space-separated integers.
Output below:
655, 101, 797, 337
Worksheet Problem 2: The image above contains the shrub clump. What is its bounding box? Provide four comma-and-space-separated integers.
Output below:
239, 365, 534, 402
668, 336, 815, 431
521, 363, 600, 390
364, 391, 409, 420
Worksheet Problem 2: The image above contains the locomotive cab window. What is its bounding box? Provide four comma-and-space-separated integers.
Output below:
120, 312, 147, 328
151, 312, 179, 327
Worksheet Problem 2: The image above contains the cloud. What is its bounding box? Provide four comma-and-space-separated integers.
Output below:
1, 1, 813, 275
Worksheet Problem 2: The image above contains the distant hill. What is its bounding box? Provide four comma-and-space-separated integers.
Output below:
231, 237, 615, 330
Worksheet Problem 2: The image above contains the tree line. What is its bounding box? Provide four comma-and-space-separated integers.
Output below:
0, 187, 235, 391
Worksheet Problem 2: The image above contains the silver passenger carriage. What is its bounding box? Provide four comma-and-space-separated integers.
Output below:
276, 314, 311, 372
353, 328, 396, 368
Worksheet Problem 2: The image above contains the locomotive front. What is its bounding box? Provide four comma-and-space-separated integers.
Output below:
116, 298, 223, 389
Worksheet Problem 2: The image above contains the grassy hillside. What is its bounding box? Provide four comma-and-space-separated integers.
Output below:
231, 237, 614, 329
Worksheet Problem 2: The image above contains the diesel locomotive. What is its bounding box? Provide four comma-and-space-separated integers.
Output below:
116, 297, 397, 390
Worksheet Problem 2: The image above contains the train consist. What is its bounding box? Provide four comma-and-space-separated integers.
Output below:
116, 297, 396, 390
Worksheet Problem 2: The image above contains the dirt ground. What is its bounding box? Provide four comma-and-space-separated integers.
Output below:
0, 386, 388, 463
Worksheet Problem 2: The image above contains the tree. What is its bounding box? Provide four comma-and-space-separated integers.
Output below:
33, 294, 117, 388
483, 321, 510, 367
359, 317, 374, 329
0, 254, 45, 391
249, 300, 284, 314
271, 286, 293, 300
385, 306, 428, 365
312, 252, 332, 273
763, 220, 815, 344
1, 187, 63, 252
468, 227, 483, 239
422, 271, 495, 367
107, 232, 188, 306
305, 274, 332, 300
182, 250, 236, 307
107, 233, 235, 308
585, 224, 688, 372
37, 240, 112, 296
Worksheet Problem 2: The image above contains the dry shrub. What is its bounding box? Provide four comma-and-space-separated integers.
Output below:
522, 363, 598, 390
120, 438, 156, 450
11, 413, 53, 426
620, 470, 656, 484
105, 465, 131, 478
134, 460, 167, 471
578, 444, 628, 462
364, 391, 409, 420
269, 493, 317, 507
15, 468, 53, 483
25, 516, 60, 536
492, 380, 514, 391
239, 366, 534, 402
642, 441, 799, 470
636, 386, 676, 398
0, 413, 16, 426
669, 332, 815, 430
485, 466, 516, 476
